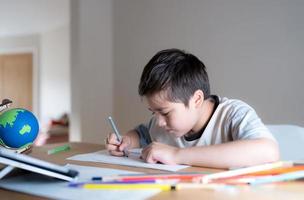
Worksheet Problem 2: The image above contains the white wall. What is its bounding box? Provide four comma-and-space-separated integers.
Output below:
0, 0, 70, 37
40, 25, 71, 126
70, 0, 113, 142
70, 0, 304, 143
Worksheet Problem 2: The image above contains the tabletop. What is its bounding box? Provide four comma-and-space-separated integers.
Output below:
1, 142, 304, 200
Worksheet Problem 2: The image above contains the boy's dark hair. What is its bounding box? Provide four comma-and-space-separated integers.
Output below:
138, 48, 210, 106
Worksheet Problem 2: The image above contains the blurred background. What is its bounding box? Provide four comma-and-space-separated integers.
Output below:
0, 0, 303, 145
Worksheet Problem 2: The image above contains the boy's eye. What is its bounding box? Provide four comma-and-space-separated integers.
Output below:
151, 111, 155, 115
161, 112, 169, 116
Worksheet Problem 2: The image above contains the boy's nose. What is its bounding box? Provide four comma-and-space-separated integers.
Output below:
156, 115, 167, 128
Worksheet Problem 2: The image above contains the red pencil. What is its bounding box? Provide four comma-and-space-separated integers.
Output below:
99, 173, 206, 182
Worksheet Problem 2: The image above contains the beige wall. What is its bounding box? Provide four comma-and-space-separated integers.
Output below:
113, 0, 304, 132
71, 0, 304, 143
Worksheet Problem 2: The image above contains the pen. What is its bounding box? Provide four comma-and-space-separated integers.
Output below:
107, 116, 128, 157
47, 144, 71, 155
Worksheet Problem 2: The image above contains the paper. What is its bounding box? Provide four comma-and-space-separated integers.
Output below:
67, 149, 189, 172
0, 164, 160, 200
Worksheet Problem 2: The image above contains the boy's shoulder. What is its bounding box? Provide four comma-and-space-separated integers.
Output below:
217, 96, 256, 117
218, 97, 253, 109
219, 97, 252, 107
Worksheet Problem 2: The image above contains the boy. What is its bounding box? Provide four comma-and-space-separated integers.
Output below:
105, 49, 279, 168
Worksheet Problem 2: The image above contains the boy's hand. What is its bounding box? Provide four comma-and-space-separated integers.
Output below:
141, 142, 179, 165
105, 133, 131, 156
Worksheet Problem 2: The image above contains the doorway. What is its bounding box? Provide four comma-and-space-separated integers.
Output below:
0, 53, 33, 111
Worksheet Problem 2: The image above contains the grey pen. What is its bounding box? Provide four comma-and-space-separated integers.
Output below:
107, 116, 128, 157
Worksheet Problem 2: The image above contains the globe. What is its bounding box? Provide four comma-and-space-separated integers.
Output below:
0, 108, 39, 149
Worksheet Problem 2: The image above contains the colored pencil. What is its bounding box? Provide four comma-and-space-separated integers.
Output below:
247, 165, 304, 176
69, 179, 158, 187
82, 183, 173, 191
97, 173, 207, 182
79, 182, 233, 191
173, 183, 233, 190
200, 161, 293, 183
47, 144, 71, 155
250, 170, 304, 185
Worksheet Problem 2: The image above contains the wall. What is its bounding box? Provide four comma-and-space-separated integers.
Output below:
70, 0, 304, 143
0, 29, 71, 130
113, 0, 304, 132
70, 0, 113, 142
0, 0, 71, 137
40, 25, 71, 126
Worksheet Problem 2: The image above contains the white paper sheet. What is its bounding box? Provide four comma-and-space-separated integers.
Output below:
67, 149, 189, 172
0, 164, 160, 200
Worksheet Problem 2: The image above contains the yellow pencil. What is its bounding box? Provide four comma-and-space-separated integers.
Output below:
83, 183, 172, 191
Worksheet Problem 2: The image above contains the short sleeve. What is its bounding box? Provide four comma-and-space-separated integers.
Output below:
229, 103, 276, 141
134, 119, 153, 147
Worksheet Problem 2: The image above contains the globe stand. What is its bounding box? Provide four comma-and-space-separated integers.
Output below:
0, 164, 15, 179
0, 144, 32, 154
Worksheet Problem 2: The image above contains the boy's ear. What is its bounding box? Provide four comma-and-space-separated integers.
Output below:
192, 90, 204, 108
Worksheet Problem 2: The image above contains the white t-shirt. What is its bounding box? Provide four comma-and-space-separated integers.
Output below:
135, 96, 276, 148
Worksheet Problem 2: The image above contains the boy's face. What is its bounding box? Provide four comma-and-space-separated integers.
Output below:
145, 91, 200, 138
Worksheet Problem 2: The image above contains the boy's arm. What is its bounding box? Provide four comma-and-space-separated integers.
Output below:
120, 119, 154, 150
142, 138, 279, 168
123, 129, 141, 149
176, 138, 279, 168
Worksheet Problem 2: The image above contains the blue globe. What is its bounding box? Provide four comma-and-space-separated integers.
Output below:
0, 108, 39, 149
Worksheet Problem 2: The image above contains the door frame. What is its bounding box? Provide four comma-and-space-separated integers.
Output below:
0, 47, 40, 118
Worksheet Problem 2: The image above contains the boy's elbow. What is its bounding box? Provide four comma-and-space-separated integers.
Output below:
263, 139, 280, 162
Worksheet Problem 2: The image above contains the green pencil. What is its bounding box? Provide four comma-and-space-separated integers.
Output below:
48, 144, 71, 155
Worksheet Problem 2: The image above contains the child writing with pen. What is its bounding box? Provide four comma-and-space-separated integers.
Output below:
105, 48, 279, 169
